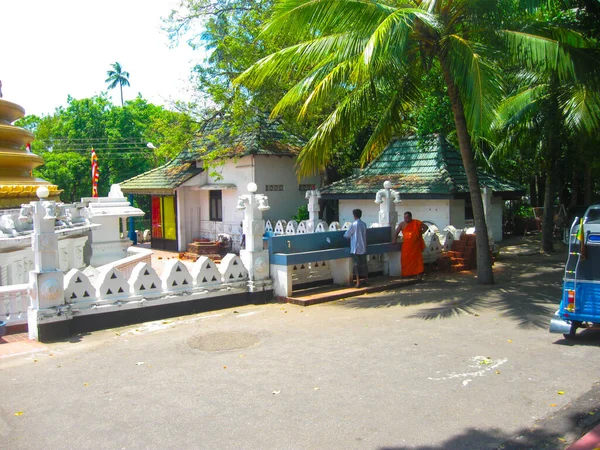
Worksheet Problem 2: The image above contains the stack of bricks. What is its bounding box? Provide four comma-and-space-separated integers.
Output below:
437, 233, 477, 272
181, 238, 223, 262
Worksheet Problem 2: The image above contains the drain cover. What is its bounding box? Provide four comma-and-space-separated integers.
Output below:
187, 331, 260, 351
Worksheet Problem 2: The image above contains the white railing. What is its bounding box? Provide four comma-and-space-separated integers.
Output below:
0, 284, 29, 326
96, 246, 154, 280
265, 219, 468, 264
44, 253, 267, 324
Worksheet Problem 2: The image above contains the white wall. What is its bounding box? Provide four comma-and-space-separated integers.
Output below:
175, 185, 202, 252
449, 199, 466, 229
491, 197, 504, 242
339, 199, 452, 229
253, 155, 321, 221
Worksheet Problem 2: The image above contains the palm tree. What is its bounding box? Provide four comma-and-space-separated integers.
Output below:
105, 62, 130, 106
237, 0, 504, 284
497, 7, 600, 252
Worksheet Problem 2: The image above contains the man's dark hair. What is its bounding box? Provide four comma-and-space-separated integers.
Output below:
353, 209, 362, 219
404, 211, 413, 219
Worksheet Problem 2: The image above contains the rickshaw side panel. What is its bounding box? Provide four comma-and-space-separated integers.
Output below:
560, 280, 600, 324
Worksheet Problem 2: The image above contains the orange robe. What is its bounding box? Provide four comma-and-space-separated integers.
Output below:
401, 220, 425, 277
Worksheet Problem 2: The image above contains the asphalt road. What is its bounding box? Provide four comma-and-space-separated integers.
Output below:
2, 241, 599, 450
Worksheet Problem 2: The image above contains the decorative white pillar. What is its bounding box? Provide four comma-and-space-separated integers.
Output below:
305, 189, 321, 232
84, 184, 144, 267
375, 181, 402, 277
23, 187, 67, 341
375, 181, 402, 239
237, 182, 272, 292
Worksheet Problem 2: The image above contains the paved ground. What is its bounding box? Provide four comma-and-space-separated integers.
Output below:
1, 236, 599, 449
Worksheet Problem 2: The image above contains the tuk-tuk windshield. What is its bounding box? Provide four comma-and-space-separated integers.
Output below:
586, 208, 600, 223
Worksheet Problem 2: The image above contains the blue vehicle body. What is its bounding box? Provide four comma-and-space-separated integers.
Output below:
550, 205, 600, 338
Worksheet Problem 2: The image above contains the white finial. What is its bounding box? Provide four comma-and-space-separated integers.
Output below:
247, 182, 258, 193
36, 186, 49, 199
383, 180, 392, 189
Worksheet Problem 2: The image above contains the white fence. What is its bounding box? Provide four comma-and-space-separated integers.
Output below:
36, 253, 257, 325
0, 284, 29, 326
265, 219, 468, 264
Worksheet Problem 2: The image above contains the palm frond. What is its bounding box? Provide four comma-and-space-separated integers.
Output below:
235, 33, 365, 88
445, 34, 503, 137
295, 81, 381, 177
362, 8, 437, 68
265, 0, 396, 37
504, 30, 577, 82
560, 84, 600, 133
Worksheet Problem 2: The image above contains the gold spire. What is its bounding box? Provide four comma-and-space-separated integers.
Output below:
0, 97, 61, 208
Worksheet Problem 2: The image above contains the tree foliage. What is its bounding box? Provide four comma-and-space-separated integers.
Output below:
17, 95, 199, 202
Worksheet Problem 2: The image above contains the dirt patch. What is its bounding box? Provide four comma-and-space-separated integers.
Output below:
187, 331, 260, 352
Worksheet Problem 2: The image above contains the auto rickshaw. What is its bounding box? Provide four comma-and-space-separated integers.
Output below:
549, 205, 600, 339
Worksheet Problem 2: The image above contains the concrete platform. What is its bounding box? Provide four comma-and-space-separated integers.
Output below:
286, 276, 421, 306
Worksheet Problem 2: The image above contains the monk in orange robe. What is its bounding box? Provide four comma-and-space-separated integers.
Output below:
393, 211, 428, 277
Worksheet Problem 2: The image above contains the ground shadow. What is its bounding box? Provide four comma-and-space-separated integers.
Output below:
552, 327, 600, 347
337, 243, 566, 330
379, 387, 600, 449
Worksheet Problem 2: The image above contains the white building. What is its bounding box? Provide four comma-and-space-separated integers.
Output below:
120, 117, 321, 252
320, 135, 523, 242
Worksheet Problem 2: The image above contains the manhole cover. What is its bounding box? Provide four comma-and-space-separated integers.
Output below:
187, 331, 260, 351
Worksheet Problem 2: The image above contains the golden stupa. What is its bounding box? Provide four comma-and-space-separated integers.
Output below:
0, 95, 61, 208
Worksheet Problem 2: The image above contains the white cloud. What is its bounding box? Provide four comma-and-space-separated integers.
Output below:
0, 0, 202, 116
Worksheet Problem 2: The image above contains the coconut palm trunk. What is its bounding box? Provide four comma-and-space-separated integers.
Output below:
441, 58, 495, 284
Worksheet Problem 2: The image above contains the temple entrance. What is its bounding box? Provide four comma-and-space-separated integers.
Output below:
151, 195, 178, 251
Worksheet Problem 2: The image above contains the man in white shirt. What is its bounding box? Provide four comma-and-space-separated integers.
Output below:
344, 208, 368, 288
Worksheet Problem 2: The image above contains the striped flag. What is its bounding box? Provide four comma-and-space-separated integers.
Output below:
577, 218, 586, 260
91, 148, 99, 197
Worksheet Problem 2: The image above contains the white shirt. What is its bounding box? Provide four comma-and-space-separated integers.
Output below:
344, 219, 367, 255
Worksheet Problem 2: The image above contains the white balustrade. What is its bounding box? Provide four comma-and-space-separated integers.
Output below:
0, 284, 28, 326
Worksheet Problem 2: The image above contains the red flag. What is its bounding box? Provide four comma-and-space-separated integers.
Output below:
26, 143, 31, 152
91, 148, 99, 197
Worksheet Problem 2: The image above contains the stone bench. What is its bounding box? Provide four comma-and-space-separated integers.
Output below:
269, 228, 401, 298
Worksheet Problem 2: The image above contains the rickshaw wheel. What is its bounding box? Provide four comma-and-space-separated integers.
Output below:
563, 321, 582, 340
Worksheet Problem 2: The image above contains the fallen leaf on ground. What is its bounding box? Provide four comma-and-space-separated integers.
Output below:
507, 340, 513, 343
550, 404, 558, 407
84, 383, 89, 387
495, 371, 500, 374
223, 366, 226, 369
14, 411, 23, 416
557, 391, 565, 395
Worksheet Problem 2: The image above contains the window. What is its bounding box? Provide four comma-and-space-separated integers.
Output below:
210, 190, 223, 221
265, 184, 284, 191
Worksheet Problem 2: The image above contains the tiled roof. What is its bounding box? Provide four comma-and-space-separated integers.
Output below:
320, 135, 524, 199
119, 152, 202, 195
119, 116, 304, 195
188, 115, 304, 159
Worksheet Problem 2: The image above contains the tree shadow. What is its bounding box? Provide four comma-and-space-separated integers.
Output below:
338, 249, 566, 330
378, 398, 600, 449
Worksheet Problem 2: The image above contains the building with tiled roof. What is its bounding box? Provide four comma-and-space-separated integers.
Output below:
321, 135, 523, 242
119, 117, 320, 252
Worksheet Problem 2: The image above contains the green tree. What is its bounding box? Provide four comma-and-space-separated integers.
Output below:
105, 62, 131, 106
18, 95, 198, 202
496, 2, 600, 252
237, 0, 511, 284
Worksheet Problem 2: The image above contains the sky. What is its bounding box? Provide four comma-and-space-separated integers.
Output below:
1, 0, 202, 117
